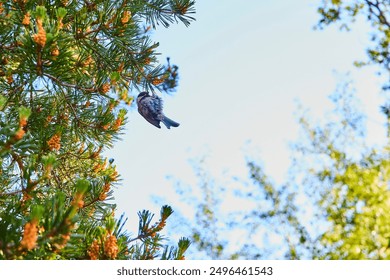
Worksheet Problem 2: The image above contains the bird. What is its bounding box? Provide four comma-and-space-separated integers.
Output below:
136, 91, 180, 129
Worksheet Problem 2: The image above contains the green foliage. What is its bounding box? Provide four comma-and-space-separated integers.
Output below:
317, 0, 390, 88
319, 150, 390, 259
184, 162, 228, 259
172, 80, 389, 259
166, 0, 390, 260
0, 0, 195, 259
128, 206, 190, 260
293, 81, 390, 259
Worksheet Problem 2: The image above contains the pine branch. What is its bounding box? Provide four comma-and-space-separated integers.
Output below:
43, 74, 97, 93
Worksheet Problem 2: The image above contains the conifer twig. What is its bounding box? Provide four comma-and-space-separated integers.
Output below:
43, 73, 97, 93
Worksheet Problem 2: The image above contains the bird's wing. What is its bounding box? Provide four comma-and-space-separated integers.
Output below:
138, 100, 162, 128
145, 117, 161, 128
150, 94, 164, 115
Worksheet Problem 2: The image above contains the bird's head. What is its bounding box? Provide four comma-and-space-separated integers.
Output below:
136, 91, 150, 104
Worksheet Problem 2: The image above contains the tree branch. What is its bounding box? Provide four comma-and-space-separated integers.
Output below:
43, 73, 97, 93
365, 0, 390, 28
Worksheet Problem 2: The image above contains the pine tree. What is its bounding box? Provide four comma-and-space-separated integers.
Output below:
0, 0, 194, 260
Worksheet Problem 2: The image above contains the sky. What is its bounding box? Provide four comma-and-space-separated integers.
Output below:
106, 0, 388, 256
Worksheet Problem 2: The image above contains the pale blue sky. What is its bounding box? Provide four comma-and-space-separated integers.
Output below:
107, 0, 387, 247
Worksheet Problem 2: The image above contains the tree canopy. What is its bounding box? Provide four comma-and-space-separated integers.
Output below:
169, 1, 390, 259
318, 0, 390, 89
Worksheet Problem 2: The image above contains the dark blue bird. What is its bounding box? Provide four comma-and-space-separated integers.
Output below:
136, 92, 180, 129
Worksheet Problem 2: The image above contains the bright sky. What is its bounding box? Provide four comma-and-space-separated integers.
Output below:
107, 0, 387, 254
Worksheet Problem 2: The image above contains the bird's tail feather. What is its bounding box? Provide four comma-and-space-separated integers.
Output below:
162, 116, 180, 129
